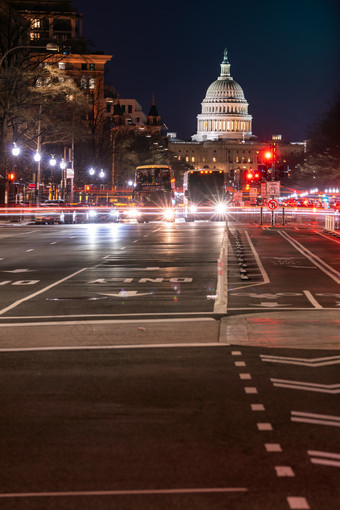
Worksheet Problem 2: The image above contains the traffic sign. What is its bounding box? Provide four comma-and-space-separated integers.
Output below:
267, 199, 278, 210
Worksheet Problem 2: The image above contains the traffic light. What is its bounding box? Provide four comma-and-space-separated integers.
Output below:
8, 173, 15, 181
85, 184, 91, 192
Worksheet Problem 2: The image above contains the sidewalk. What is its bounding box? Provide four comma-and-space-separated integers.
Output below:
220, 310, 340, 350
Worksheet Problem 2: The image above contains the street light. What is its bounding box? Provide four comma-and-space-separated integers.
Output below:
60, 159, 66, 200
0, 43, 58, 67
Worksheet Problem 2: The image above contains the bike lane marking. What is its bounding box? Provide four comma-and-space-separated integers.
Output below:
0, 268, 88, 316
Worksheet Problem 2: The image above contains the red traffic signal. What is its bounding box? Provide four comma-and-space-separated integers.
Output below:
264, 150, 273, 161
85, 184, 91, 192
8, 173, 15, 181
246, 172, 253, 180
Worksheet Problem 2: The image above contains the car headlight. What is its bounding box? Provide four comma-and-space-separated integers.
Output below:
189, 205, 197, 213
215, 203, 227, 214
127, 208, 140, 218
163, 208, 175, 220
110, 209, 119, 217
89, 209, 97, 217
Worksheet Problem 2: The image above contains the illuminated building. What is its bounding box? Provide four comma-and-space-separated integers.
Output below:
192, 49, 252, 142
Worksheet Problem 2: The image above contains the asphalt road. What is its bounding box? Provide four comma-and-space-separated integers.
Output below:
1, 219, 340, 510
0, 344, 339, 510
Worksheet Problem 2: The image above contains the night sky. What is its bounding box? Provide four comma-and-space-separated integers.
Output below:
72, 0, 340, 142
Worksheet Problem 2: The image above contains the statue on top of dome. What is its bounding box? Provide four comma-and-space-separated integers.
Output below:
222, 48, 229, 64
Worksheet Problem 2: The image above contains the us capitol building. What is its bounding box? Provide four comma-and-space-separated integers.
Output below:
192, 48, 252, 142
169, 49, 304, 185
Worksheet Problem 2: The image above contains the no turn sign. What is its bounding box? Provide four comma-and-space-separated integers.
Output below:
267, 199, 279, 210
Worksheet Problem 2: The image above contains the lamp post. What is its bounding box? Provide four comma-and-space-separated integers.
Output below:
0, 43, 58, 67
60, 159, 66, 200
33, 150, 41, 204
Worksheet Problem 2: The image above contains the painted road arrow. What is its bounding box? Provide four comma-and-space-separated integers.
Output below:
98, 290, 152, 297
2, 269, 35, 273
261, 354, 340, 367
271, 378, 340, 394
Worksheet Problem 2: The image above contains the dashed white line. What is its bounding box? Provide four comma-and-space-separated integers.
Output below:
244, 387, 258, 394
257, 423, 273, 431
234, 361, 246, 367
287, 496, 310, 509
231, 351, 242, 356
251, 404, 265, 411
265, 444, 282, 452
25, 249, 34, 252
239, 373, 252, 380
275, 466, 295, 477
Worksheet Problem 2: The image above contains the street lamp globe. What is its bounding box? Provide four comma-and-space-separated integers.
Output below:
50, 156, 56, 167
12, 143, 20, 157
89, 167, 95, 176
34, 151, 41, 162
60, 159, 66, 170
99, 169, 105, 178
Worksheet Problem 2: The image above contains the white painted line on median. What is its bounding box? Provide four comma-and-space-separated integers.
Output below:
25, 249, 34, 252
303, 290, 322, 308
0, 487, 248, 499
279, 230, 340, 283
0, 268, 88, 316
0, 311, 222, 320
239, 373, 252, 380
235, 361, 246, 367
0, 342, 228, 353
245, 231, 270, 284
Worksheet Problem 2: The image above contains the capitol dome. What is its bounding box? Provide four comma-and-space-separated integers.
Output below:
192, 49, 252, 141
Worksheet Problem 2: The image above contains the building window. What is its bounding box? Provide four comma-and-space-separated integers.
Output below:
89, 78, 96, 89
191, 157, 195, 162
89, 63, 96, 71
178, 155, 181, 161
121, 105, 125, 113
106, 103, 112, 113
186, 157, 189, 162
80, 76, 88, 88
30, 32, 40, 40
58, 62, 66, 70
213, 157, 216, 162
128, 105, 132, 114
30, 19, 40, 29
81, 63, 87, 70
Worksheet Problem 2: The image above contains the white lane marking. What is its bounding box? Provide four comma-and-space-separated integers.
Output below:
245, 230, 270, 284
257, 423, 273, 431
245, 387, 258, 394
310, 457, 340, 467
303, 290, 322, 308
251, 404, 265, 411
25, 249, 34, 252
317, 231, 340, 244
234, 361, 246, 367
49, 242, 57, 245
291, 411, 340, 427
0, 487, 248, 499
231, 351, 242, 355
0, 342, 227, 353
261, 354, 340, 367
279, 230, 340, 283
275, 466, 295, 477
308, 450, 340, 460
308, 450, 340, 467
0, 268, 88, 316
133, 240, 138, 243
272, 379, 340, 394
287, 496, 310, 509
265, 444, 282, 452
120, 247, 125, 250
239, 373, 252, 380
0, 312, 222, 320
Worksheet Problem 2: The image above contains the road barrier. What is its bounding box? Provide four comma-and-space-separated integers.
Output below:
325, 214, 335, 232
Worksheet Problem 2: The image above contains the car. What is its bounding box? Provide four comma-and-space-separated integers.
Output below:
87, 206, 120, 223
34, 200, 76, 224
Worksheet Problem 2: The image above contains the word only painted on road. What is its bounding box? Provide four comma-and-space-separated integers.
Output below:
89, 277, 193, 284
